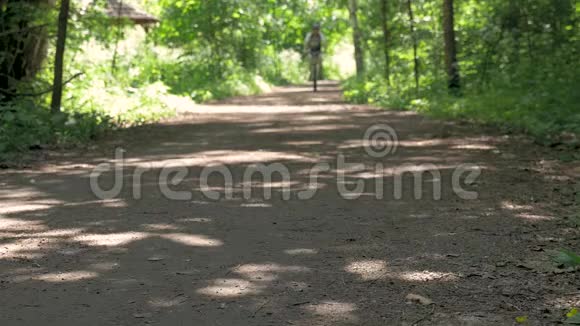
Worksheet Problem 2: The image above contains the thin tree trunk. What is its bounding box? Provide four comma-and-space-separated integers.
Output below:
442, 0, 460, 92
479, 29, 504, 87
348, 0, 364, 78
380, 0, 391, 84
407, 0, 419, 92
51, 0, 70, 114
111, 0, 124, 74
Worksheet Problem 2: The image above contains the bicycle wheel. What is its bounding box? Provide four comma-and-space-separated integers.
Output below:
313, 63, 318, 92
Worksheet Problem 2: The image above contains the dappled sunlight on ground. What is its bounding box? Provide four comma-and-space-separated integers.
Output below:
0, 82, 576, 325
0, 203, 57, 214
452, 143, 497, 150
142, 223, 181, 231
344, 259, 459, 283
147, 294, 190, 309
13, 271, 100, 284
516, 213, 556, 221
344, 260, 387, 281
305, 301, 359, 322
234, 263, 311, 281
73, 232, 150, 247
197, 278, 264, 298
394, 271, 459, 282
501, 200, 556, 221
501, 201, 536, 211
285, 248, 319, 256
160, 233, 223, 247
1, 237, 61, 259
118, 150, 319, 168
252, 124, 360, 134
0, 217, 48, 232
197, 262, 312, 299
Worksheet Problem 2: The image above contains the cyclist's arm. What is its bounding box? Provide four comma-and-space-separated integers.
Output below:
304, 33, 312, 53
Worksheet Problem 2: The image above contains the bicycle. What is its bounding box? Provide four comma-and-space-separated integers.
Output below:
310, 50, 321, 92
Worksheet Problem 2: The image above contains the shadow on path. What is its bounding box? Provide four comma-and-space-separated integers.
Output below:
0, 82, 578, 325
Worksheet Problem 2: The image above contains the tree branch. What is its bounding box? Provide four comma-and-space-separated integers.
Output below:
19, 72, 83, 97
0, 24, 49, 38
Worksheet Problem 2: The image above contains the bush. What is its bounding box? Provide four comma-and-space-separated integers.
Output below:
0, 101, 112, 157
343, 59, 580, 140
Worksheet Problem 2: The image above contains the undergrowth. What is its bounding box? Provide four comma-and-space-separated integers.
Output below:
343, 58, 580, 141
0, 28, 310, 159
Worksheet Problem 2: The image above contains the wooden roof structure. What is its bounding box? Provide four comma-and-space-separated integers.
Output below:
106, 0, 159, 26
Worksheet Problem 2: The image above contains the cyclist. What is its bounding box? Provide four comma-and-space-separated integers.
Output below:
304, 23, 325, 81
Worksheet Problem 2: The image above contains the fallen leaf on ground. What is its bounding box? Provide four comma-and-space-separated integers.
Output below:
515, 315, 528, 323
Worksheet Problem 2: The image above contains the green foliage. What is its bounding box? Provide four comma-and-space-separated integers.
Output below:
342, 0, 579, 139
343, 76, 411, 108
147, 0, 349, 101
553, 249, 580, 268
10, 0, 577, 156
2, 0, 337, 156
567, 309, 580, 324
157, 53, 277, 102
344, 53, 580, 139
0, 101, 112, 156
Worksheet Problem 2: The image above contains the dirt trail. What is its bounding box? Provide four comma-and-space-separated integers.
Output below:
0, 82, 578, 325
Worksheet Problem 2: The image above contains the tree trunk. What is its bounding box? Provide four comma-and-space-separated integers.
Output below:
0, 1, 48, 102
380, 0, 391, 84
407, 0, 419, 92
442, 0, 460, 92
348, 0, 364, 78
51, 0, 70, 114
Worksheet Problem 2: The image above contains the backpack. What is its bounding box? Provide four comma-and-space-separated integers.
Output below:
308, 33, 322, 52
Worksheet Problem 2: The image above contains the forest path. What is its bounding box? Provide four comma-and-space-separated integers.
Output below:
0, 81, 577, 325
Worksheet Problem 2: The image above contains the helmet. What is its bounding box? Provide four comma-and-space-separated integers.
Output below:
312, 23, 321, 29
